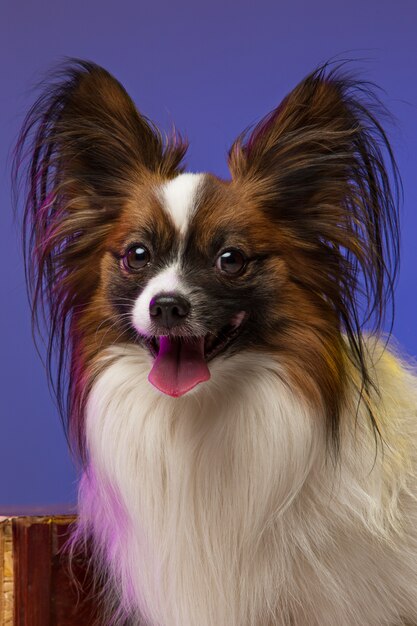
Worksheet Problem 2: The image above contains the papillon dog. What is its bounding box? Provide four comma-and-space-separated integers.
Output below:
14, 59, 417, 626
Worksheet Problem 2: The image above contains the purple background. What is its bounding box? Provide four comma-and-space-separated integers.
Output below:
1, 0, 416, 506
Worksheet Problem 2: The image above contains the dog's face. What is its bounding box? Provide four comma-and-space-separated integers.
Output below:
97, 171, 296, 397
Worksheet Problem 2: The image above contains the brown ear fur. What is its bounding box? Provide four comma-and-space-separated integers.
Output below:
229, 63, 401, 449
13, 59, 188, 451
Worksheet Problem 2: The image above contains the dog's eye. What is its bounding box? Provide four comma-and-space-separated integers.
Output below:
216, 249, 246, 275
123, 244, 150, 271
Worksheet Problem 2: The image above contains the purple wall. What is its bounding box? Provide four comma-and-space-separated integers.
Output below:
1, 0, 416, 505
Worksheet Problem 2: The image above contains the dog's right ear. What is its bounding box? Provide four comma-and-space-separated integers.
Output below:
14, 58, 187, 310
15, 59, 187, 207
12, 60, 187, 407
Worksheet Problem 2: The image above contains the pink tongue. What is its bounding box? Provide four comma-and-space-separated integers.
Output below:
148, 336, 211, 397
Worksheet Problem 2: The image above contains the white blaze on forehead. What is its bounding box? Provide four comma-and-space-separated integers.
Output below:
160, 173, 205, 235
132, 173, 204, 336
132, 266, 184, 336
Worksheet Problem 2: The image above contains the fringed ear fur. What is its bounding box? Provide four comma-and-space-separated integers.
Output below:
229, 63, 401, 443
12, 59, 188, 441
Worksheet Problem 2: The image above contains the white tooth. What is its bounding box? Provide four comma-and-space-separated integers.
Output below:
231, 311, 246, 328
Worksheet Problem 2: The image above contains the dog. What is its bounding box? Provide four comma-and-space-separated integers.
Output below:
14, 59, 417, 625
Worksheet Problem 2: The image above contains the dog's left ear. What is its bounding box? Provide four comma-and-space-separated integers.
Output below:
229, 64, 400, 427
228, 64, 400, 328
228, 65, 392, 218
229, 66, 396, 232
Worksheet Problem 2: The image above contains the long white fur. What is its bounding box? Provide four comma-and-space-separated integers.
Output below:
77, 340, 417, 626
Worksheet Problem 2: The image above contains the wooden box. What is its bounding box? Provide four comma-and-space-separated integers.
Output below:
0, 509, 99, 625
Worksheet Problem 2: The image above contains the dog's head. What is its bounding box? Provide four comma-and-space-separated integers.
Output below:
14, 60, 399, 456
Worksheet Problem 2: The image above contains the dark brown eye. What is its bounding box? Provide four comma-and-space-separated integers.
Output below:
123, 244, 150, 271
216, 249, 246, 275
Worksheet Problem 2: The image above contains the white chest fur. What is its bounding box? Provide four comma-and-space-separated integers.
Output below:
78, 343, 417, 626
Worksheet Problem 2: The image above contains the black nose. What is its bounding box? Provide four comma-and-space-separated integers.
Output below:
149, 293, 191, 329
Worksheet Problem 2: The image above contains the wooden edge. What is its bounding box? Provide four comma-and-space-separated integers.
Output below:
0, 515, 77, 525
0, 519, 14, 625
0, 505, 77, 518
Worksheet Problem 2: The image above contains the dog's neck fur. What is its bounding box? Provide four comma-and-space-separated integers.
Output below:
77, 343, 417, 626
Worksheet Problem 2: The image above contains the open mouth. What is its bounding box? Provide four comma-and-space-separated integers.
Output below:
146, 311, 247, 361
144, 311, 247, 398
